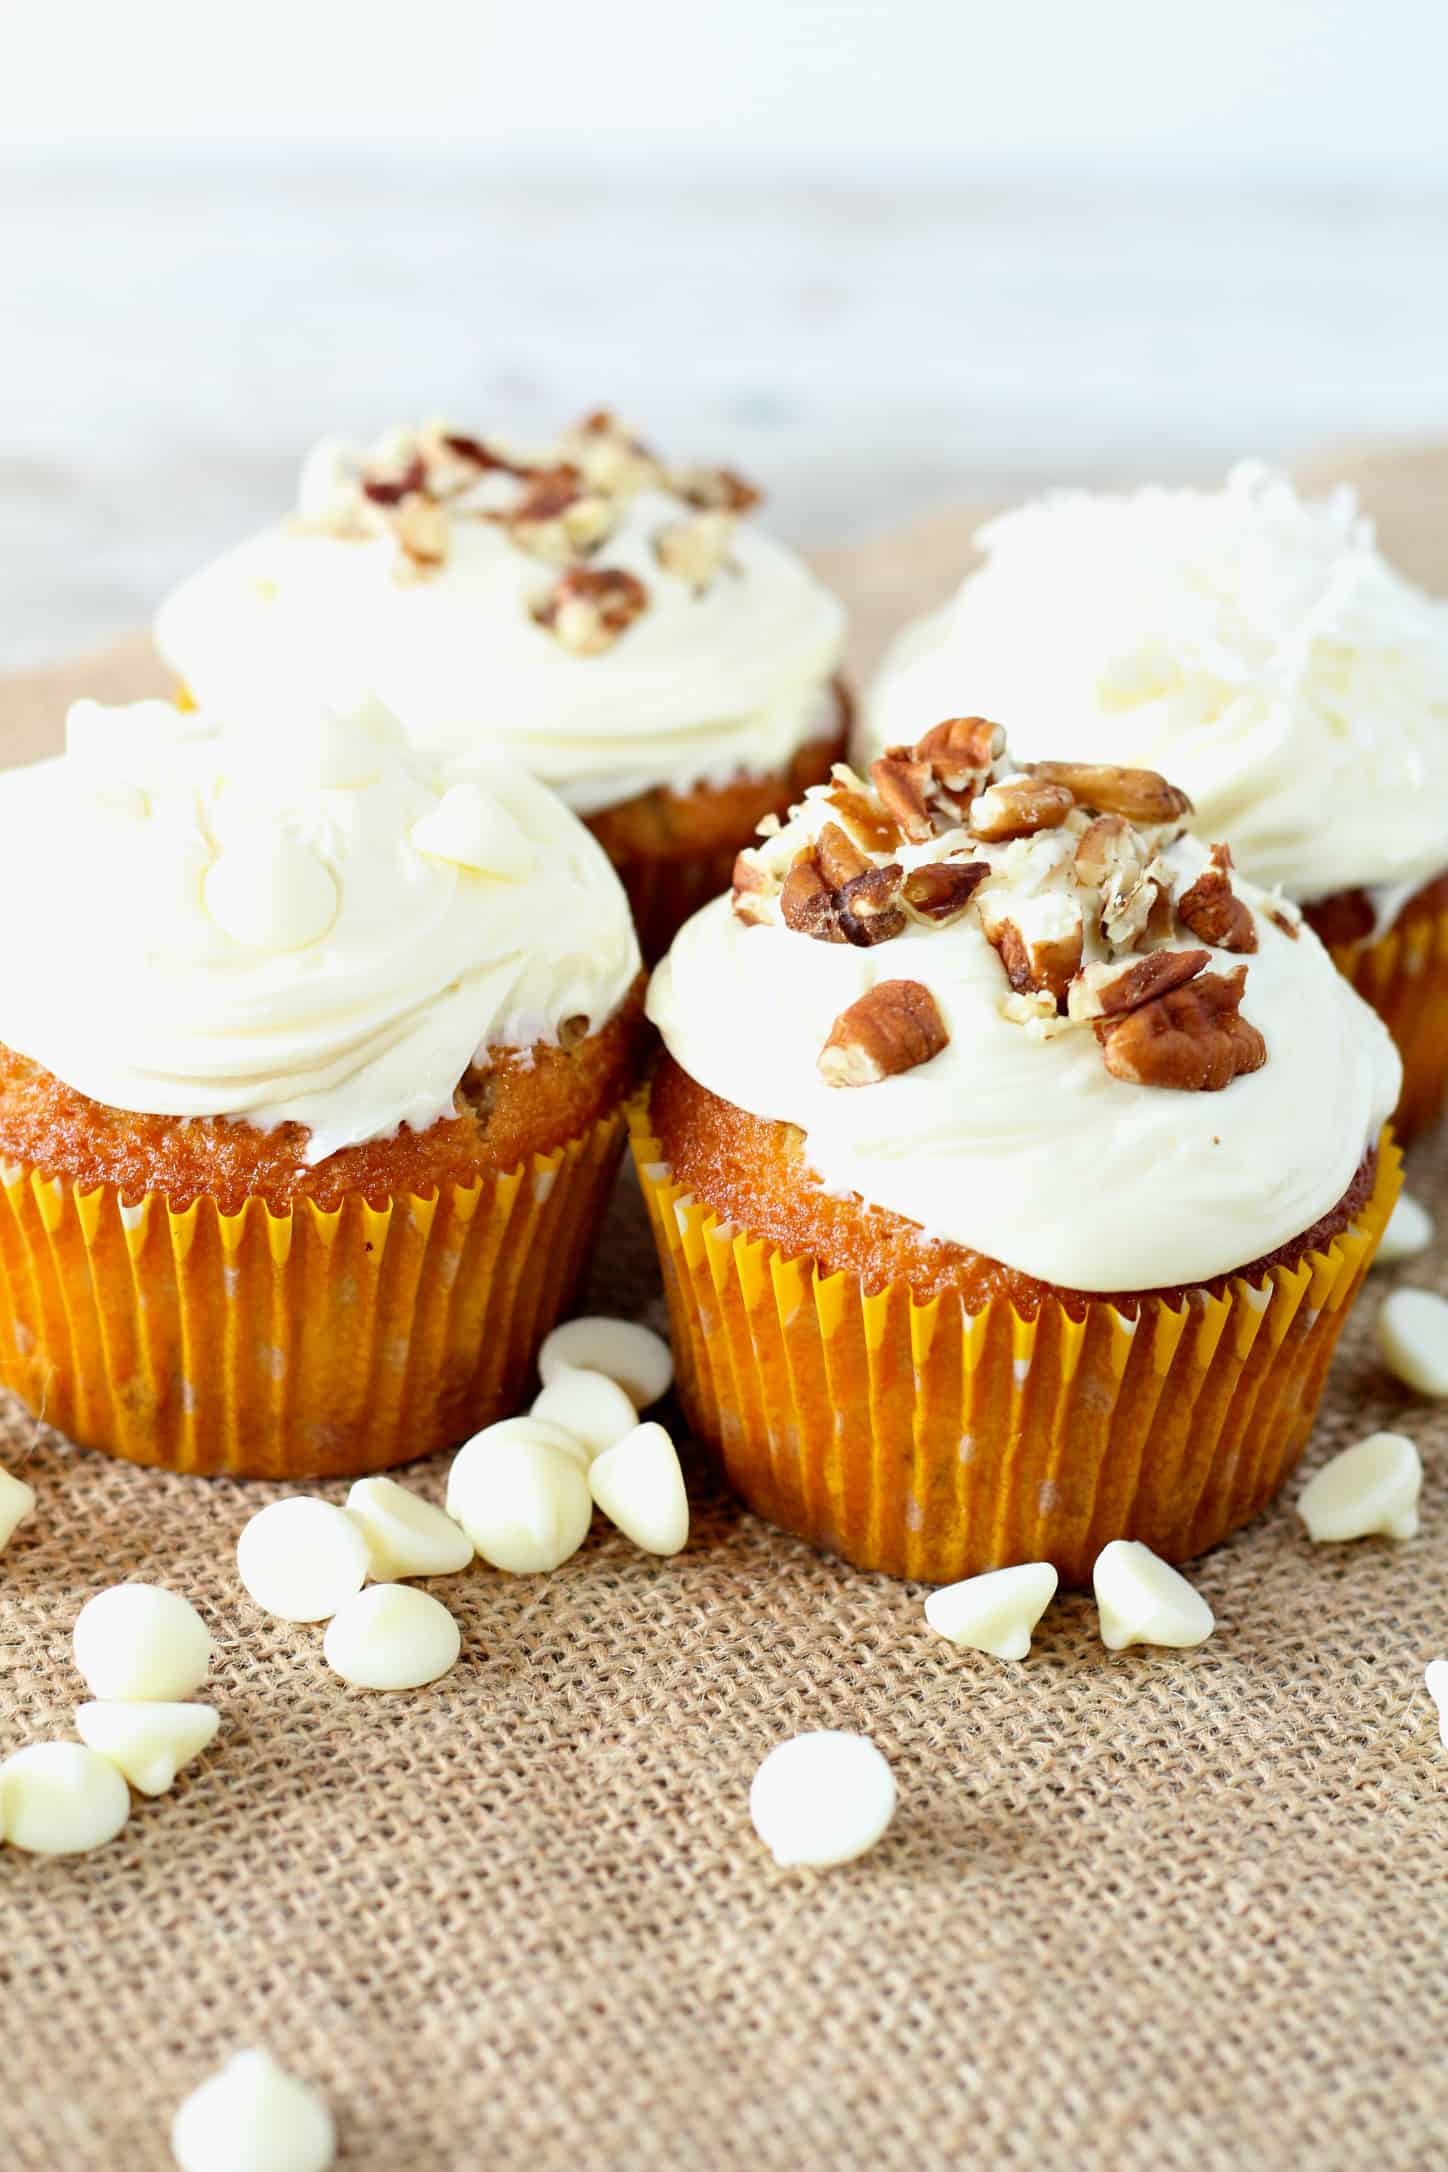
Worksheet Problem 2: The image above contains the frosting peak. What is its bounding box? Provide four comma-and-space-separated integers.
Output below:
0, 698, 641, 1162
863, 465, 1448, 906
155, 412, 846, 816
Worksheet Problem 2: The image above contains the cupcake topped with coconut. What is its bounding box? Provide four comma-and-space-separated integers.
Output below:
649, 716, 1400, 1294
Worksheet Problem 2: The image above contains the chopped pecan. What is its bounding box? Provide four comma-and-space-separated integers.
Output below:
1097, 965, 1266, 1091
901, 860, 989, 924
780, 849, 843, 941
1266, 903, 1301, 941
981, 905, 1083, 1008
1177, 843, 1258, 953
869, 753, 935, 844
672, 464, 761, 514
913, 716, 1004, 778
815, 821, 871, 890
362, 455, 427, 507
968, 777, 1076, 843
1031, 760, 1192, 826
533, 567, 648, 654
1073, 812, 1145, 893
437, 429, 525, 477
730, 851, 775, 927
1067, 948, 1210, 1022
825, 779, 902, 856
389, 495, 449, 579
499, 467, 613, 564
563, 410, 664, 495
818, 980, 949, 1087
653, 510, 736, 591
836, 864, 906, 948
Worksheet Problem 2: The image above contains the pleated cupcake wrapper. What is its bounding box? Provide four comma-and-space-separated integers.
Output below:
631, 1102, 1401, 1586
0, 1108, 625, 1479
1331, 899, 1448, 1139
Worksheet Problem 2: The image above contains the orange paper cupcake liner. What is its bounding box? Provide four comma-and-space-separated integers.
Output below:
1330, 902, 1448, 1139
631, 1103, 1400, 1586
0, 1109, 625, 1479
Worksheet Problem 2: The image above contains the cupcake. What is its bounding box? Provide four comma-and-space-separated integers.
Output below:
862, 467, 1448, 1134
155, 411, 848, 960
0, 696, 644, 1477
637, 717, 1402, 1585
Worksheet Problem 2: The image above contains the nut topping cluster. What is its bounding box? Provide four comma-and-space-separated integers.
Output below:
289, 411, 762, 643
729, 717, 1273, 1095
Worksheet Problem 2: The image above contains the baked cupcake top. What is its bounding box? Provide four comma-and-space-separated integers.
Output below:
0, 698, 641, 1162
862, 466, 1448, 913
155, 412, 846, 816
647, 718, 1401, 1291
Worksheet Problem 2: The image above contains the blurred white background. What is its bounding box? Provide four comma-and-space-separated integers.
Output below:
5, 0, 1448, 667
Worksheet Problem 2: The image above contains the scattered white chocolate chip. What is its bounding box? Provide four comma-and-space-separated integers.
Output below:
410, 782, 535, 880
203, 831, 339, 953
447, 1423, 593, 1574
748, 1732, 897, 1869
1297, 1431, 1422, 1543
236, 1498, 370, 1622
1376, 1192, 1435, 1265
924, 1561, 1059, 1660
538, 1316, 673, 1408
531, 1368, 638, 1463
0, 1741, 131, 1855
322, 1584, 461, 1691
1093, 1540, 1214, 1651
344, 1476, 473, 1581
455, 1412, 592, 1473
0, 1461, 36, 1552
171, 2050, 336, 2172
1376, 1288, 1448, 1397
75, 1701, 220, 1797
588, 1422, 689, 1556
73, 1583, 214, 1701
1424, 1660, 1448, 1750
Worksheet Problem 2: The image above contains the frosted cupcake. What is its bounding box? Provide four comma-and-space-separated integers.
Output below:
0, 697, 643, 1477
637, 717, 1401, 1584
156, 412, 848, 959
862, 468, 1448, 1133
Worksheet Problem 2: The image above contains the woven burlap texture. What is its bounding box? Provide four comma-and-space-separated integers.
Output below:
4, 449, 1448, 2169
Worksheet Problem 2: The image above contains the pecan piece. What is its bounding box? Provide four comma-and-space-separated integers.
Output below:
913, 715, 1004, 778
815, 821, 871, 890
818, 980, 949, 1087
389, 494, 450, 580
1177, 843, 1258, 953
1067, 948, 1210, 1023
533, 567, 648, 654
981, 907, 1083, 1008
1031, 760, 1192, 826
869, 752, 935, 844
730, 851, 775, 927
968, 777, 1076, 843
362, 455, 427, 506
1266, 903, 1301, 941
837, 864, 906, 948
503, 467, 613, 563
563, 410, 664, 496
787, 825, 905, 947
653, 510, 736, 591
780, 849, 843, 941
901, 860, 989, 924
1073, 812, 1146, 893
672, 464, 761, 514
825, 780, 902, 856
1097, 966, 1266, 1091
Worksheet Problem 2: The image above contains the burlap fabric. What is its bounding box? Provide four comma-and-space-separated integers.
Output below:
3, 446, 1447, 2170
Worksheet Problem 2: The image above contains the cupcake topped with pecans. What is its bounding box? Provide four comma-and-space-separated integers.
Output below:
638, 717, 1403, 1583
156, 411, 848, 958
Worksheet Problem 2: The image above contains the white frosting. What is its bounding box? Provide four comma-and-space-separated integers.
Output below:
156, 437, 846, 815
863, 465, 1448, 908
647, 785, 1400, 1293
0, 698, 640, 1163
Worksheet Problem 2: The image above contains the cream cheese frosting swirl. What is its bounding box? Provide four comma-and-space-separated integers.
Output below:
155, 417, 846, 817
0, 698, 641, 1163
863, 465, 1448, 910
648, 747, 1400, 1292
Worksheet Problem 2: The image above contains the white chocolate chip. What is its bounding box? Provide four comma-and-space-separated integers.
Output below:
171, 2050, 336, 2172
588, 1422, 689, 1556
924, 1561, 1059, 1660
1297, 1431, 1422, 1542
322, 1584, 461, 1691
1376, 1288, 1448, 1397
0, 1461, 36, 1551
73, 1583, 214, 1701
1376, 1192, 1435, 1265
538, 1316, 673, 1407
344, 1476, 473, 1581
236, 1498, 370, 1622
0, 1741, 131, 1855
75, 1701, 220, 1797
1424, 1660, 1448, 1750
748, 1732, 897, 1869
454, 1412, 592, 1473
447, 1423, 593, 1573
531, 1368, 638, 1463
1093, 1540, 1214, 1651
204, 831, 339, 953
410, 783, 536, 880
